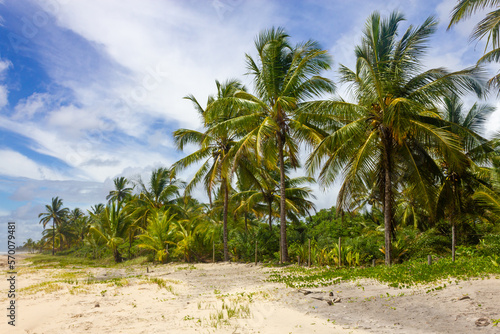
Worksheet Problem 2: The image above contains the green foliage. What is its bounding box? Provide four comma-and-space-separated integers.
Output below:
89, 202, 133, 263
407, 227, 450, 258
136, 208, 176, 263
228, 224, 279, 262
28, 254, 108, 268
268, 257, 500, 289
467, 234, 500, 257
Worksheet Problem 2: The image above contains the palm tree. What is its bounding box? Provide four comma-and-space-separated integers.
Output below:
135, 167, 182, 209
306, 12, 485, 265
436, 93, 495, 261
67, 208, 87, 246
448, 0, 500, 88
106, 176, 134, 204
173, 79, 246, 261
209, 28, 335, 262
23, 238, 34, 253
131, 167, 184, 233
89, 203, 105, 216
38, 197, 69, 255
136, 208, 176, 263
89, 202, 132, 263
234, 162, 316, 231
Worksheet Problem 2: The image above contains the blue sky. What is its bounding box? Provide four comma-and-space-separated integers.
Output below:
0, 0, 499, 245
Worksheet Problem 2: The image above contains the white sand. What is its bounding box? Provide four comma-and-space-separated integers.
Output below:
1, 255, 499, 333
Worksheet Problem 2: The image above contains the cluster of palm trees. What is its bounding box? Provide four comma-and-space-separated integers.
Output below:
37, 164, 311, 263
173, 11, 499, 265
37, 8, 500, 265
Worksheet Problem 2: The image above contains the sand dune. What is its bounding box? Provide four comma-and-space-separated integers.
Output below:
1, 255, 499, 333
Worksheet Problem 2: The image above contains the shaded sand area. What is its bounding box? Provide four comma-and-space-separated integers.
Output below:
1, 255, 499, 333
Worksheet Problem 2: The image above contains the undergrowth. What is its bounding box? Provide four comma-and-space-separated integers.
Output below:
268, 256, 500, 289
27, 254, 148, 269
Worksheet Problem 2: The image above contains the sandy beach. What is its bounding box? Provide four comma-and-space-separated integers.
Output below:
1, 254, 499, 334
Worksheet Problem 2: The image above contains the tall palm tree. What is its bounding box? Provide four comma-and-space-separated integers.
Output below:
106, 176, 134, 204
436, 93, 495, 261
173, 79, 246, 261
448, 0, 500, 89
38, 197, 69, 255
306, 12, 485, 265
209, 28, 335, 262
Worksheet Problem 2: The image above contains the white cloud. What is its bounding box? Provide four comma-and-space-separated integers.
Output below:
0, 59, 11, 109
0, 85, 8, 108
13, 92, 51, 120
0, 59, 11, 75
46, 105, 105, 137
436, 0, 489, 38
0, 149, 65, 180
486, 102, 500, 137
31, 0, 269, 128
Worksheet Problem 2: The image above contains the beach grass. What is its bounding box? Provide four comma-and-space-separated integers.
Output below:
26, 254, 149, 269
268, 256, 500, 289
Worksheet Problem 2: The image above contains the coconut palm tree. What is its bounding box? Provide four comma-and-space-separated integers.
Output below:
306, 11, 485, 265
209, 28, 335, 262
436, 93, 495, 261
234, 162, 316, 231
23, 238, 34, 253
38, 197, 69, 255
106, 176, 134, 204
135, 168, 183, 209
89, 202, 132, 263
448, 0, 500, 89
136, 208, 177, 263
173, 79, 247, 261
89, 203, 105, 216
131, 167, 184, 233
67, 208, 87, 246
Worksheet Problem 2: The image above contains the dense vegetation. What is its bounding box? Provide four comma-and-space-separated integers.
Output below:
33, 5, 500, 272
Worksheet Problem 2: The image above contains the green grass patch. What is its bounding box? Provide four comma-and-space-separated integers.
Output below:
27, 254, 107, 268
19, 281, 65, 295
26, 254, 150, 269
268, 256, 500, 288
144, 277, 178, 294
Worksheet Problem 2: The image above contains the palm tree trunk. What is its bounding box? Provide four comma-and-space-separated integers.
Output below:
382, 129, 392, 266
451, 182, 457, 262
113, 248, 122, 263
223, 179, 229, 261
52, 220, 55, 256
278, 135, 288, 263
